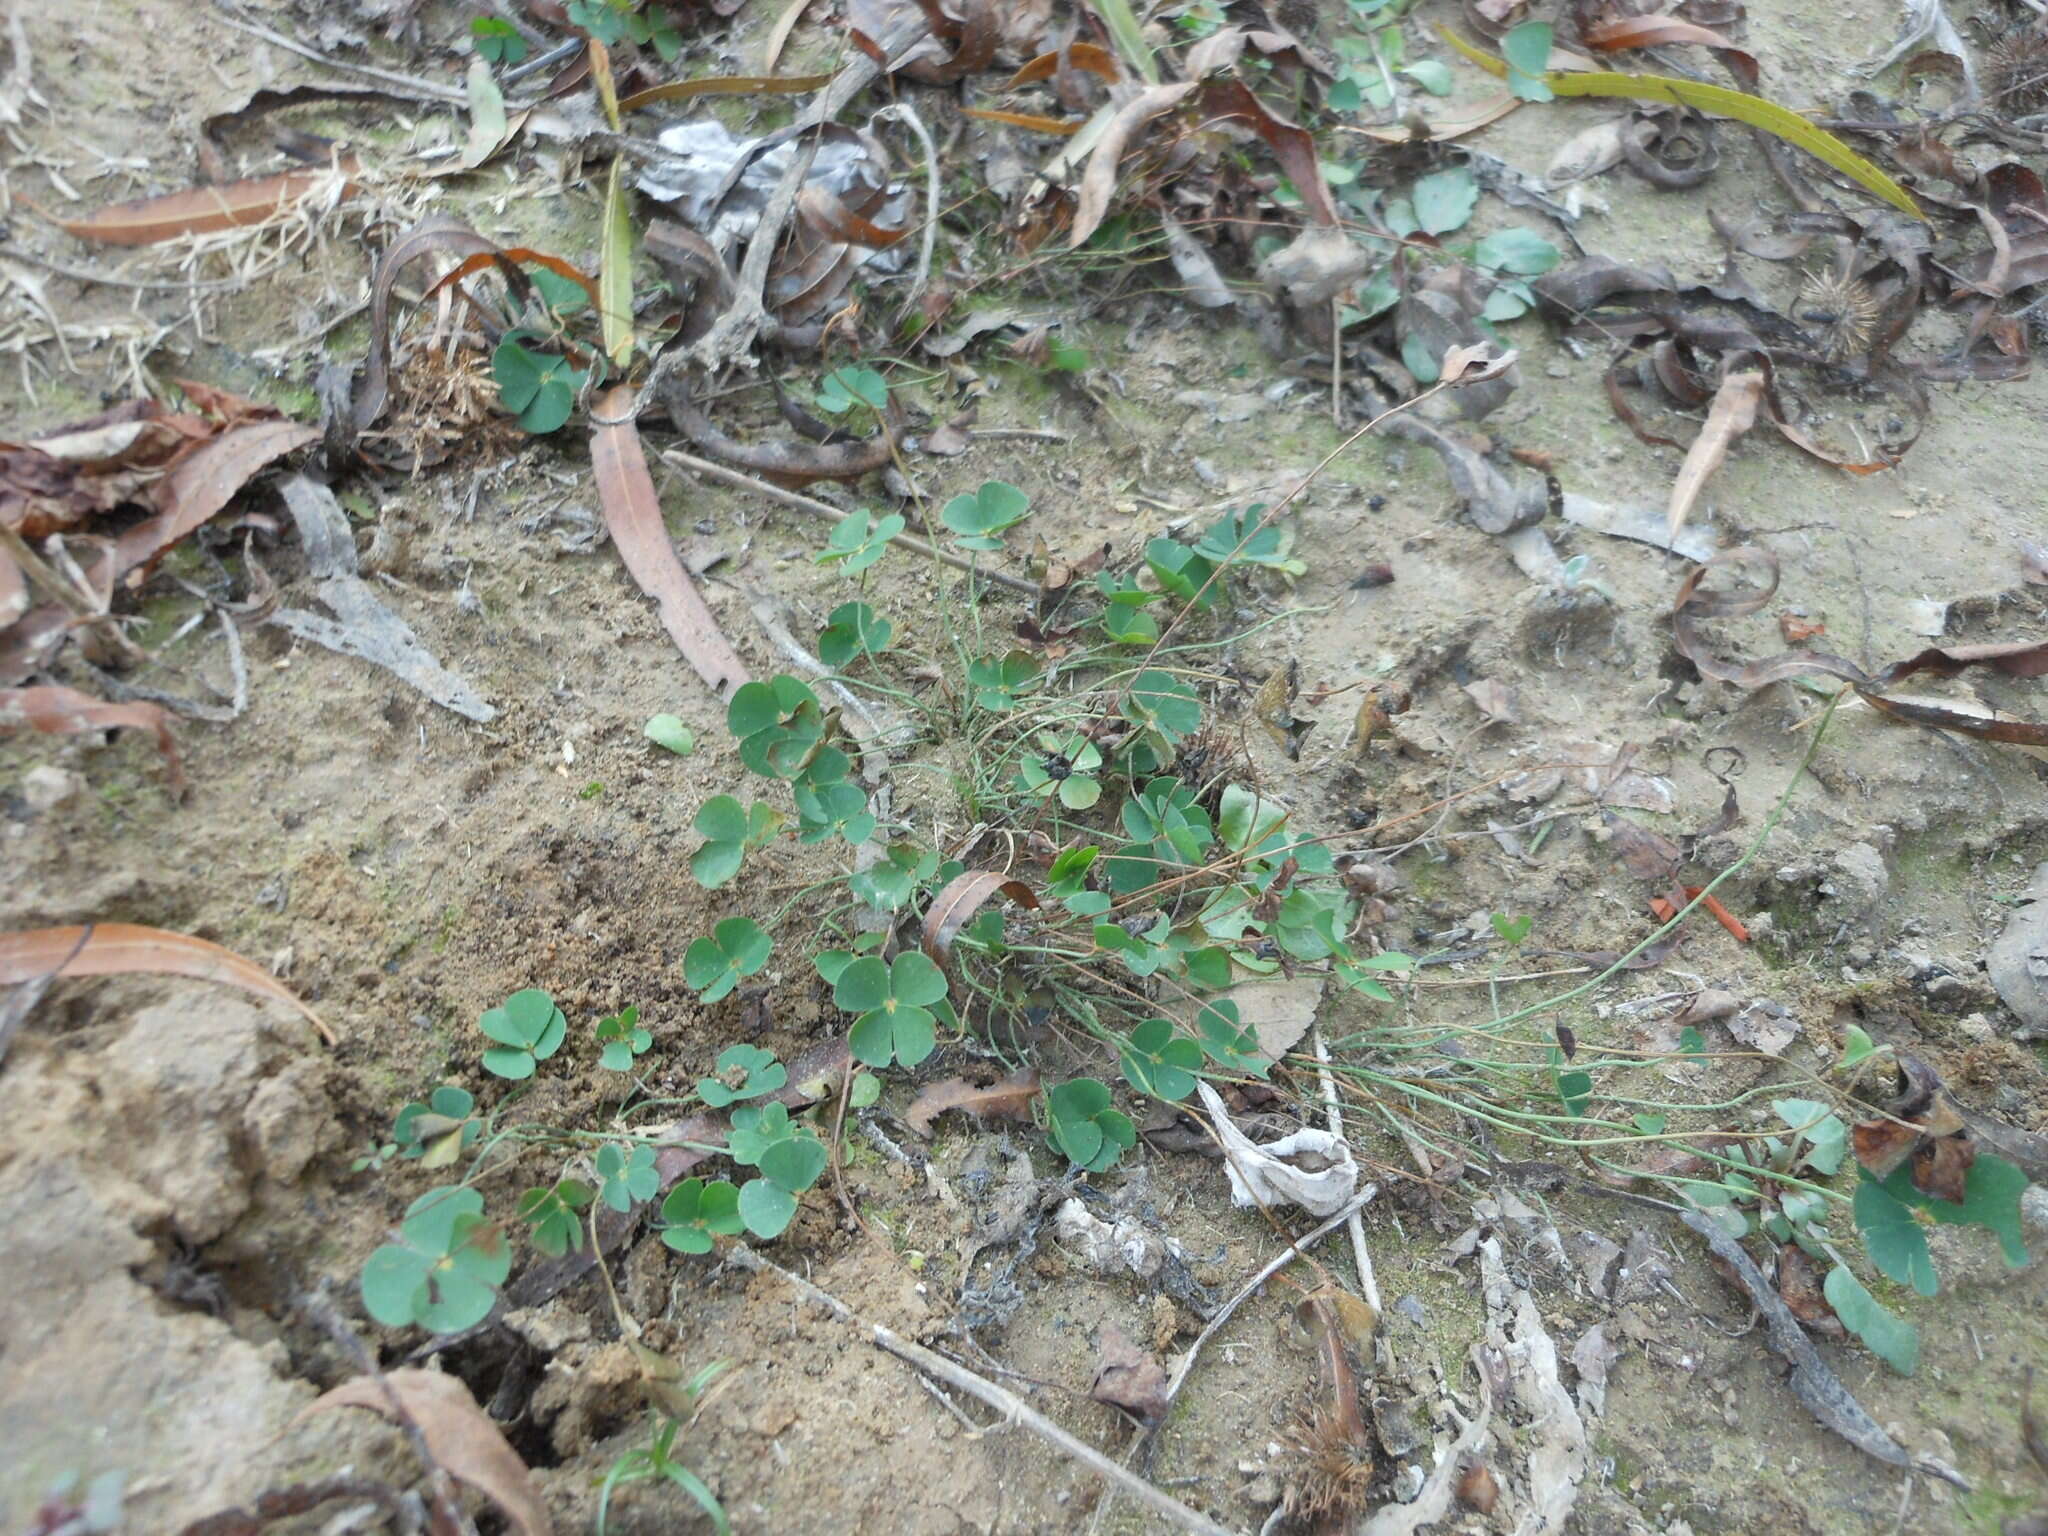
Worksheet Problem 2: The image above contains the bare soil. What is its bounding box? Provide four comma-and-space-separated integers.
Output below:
3, 2, 2046, 1534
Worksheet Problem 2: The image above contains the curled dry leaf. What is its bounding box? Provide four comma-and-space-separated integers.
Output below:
903, 1067, 1042, 1135
297, 1368, 551, 1536
46, 160, 359, 246
1196, 1080, 1358, 1216
1673, 547, 2048, 745
0, 685, 184, 795
0, 922, 335, 1044
110, 417, 319, 582
1068, 82, 1198, 249
921, 869, 1041, 963
1666, 368, 1763, 544
590, 388, 750, 700
349, 217, 505, 443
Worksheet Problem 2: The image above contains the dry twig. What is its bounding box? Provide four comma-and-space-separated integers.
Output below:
726, 1244, 1244, 1536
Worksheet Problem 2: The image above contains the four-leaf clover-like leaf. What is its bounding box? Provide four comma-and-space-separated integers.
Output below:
727, 676, 827, 779
479, 989, 567, 1080
594, 1006, 651, 1071
692, 795, 783, 889
817, 601, 893, 668
360, 1185, 511, 1333
835, 951, 950, 1068
966, 650, 1040, 711
595, 1143, 659, 1212
516, 1179, 593, 1257
1119, 1018, 1203, 1101
814, 511, 904, 575
394, 1085, 479, 1168
1017, 731, 1104, 810
1046, 1079, 1136, 1173
940, 480, 1032, 551
491, 335, 587, 435
660, 1178, 745, 1254
684, 917, 773, 1003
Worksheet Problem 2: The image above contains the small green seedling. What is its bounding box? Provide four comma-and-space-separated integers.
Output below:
596, 1409, 731, 1536
480, 989, 568, 1080
470, 16, 528, 64
361, 1185, 511, 1332
351, 1138, 399, 1173
727, 677, 827, 779
1121, 669, 1202, 744
813, 931, 885, 985
394, 1085, 482, 1167
1194, 507, 1306, 578
595, 1006, 652, 1071
1046, 1078, 1136, 1172
659, 1177, 744, 1254
941, 480, 1032, 551
849, 841, 940, 913
696, 1043, 786, 1107
1145, 537, 1217, 610
836, 951, 950, 1068
691, 796, 784, 889
1119, 1018, 1203, 1101
567, 0, 683, 59
492, 333, 588, 434
724, 1102, 828, 1238
684, 917, 772, 1003
517, 1179, 594, 1256
644, 714, 695, 755
817, 602, 893, 667
1046, 845, 1110, 917
814, 512, 903, 575
596, 1143, 660, 1211
527, 266, 589, 317
967, 650, 1041, 710
1195, 998, 1267, 1074
1018, 731, 1103, 810
814, 364, 888, 415
794, 780, 875, 846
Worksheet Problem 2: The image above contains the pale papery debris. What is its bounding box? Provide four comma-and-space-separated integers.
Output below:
1479, 1236, 1589, 1535
1196, 1080, 1359, 1217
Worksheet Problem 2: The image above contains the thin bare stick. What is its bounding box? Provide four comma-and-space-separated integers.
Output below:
1313, 1025, 1380, 1315
660, 447, 1039, 596
210, 6, 469, 104
870, 101, 938, 323
726, 1244, 1245, 1536
827, 1055, 868, 1234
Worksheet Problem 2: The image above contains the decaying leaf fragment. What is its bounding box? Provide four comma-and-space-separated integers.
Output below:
1665, 368, 1762, 543
903, 1067, 1041, 1135
0, 922, 334, 1044
46, 160, 359, 246
270, 477, 497, 723
297, 1368, 552, 1536
1674, 547, 2048, 745
590, 389, 749, 700
1090, 1323, 1171, 1425
922, 870, 1041, 963
0, 685, 184, 795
